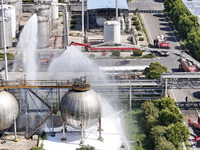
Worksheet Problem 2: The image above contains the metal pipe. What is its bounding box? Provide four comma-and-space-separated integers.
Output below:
129, 86, 132, 110
98, 116, 103, 141
165, 79, 168, 97
116, 0, 118, 21
1, 0, 8, 81
14, 117, 17, 139
82, 0, 84, 37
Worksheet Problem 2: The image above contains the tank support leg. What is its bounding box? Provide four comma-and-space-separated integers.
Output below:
80, 118, 84, 146
13, 117, 19, 142
61, 122, 67, 141
98, 116, 104, 141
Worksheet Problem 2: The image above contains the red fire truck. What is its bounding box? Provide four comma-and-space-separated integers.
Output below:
154, 35, 170, 56
179, 58, 199, 72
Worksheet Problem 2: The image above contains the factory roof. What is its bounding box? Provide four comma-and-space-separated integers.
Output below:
87, 0, 128, 10
182, 0, 200, 25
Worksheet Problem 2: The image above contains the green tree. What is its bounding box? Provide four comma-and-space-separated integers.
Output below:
159, 108, 184, 126
171, 2, 190, 27
155, 97, 174, 110
178, 15, 199, 39
150, 126, 167, 142
142, 62, 168, 79
155, 137, 176, 150
166, 122, 190, 147
141, 101, 159, 117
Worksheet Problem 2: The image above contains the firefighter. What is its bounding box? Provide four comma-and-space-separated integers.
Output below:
185, 96, 188, 103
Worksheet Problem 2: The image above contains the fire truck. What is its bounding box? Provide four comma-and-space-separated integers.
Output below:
154, 35, 170, 56
179, 57, 199, 72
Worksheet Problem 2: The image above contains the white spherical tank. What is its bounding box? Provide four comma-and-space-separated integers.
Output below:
0, 5, 16, 38
96, 17, 106, 26
0, 17, 12, 48
60, 89, 101, 129
52, 3, 58, 20
0, 91, 19, 130
104, 21, 121, 43
38, 16, 50, 48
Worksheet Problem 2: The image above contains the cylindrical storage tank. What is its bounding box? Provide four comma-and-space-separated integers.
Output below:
96, 17, 105, 26
37, 16, 50, 48
0, 17, 12, 48
0, 91, 19, 130
104, 20, 121, 43
9, 0, 23, 32
0, 5, 16, 38
37, 5, 51, 18
52, 3, 58, 20
60, 89, 101, 129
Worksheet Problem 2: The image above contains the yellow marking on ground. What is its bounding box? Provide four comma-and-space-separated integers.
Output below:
190, 96, 199, 115
186, 114, 197, 120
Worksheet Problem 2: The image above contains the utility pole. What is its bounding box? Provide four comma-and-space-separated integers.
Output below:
82, 0, 84, 37
1, 0, 8, 81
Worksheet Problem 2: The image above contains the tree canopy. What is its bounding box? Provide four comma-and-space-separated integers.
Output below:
142, 62, 168, 79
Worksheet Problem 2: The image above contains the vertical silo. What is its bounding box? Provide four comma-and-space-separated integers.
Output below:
52, 3, 58, 20
37, 5, 52, 47
9, 0, 23, 32
0, 5, 16, 38
37, 16, 50, 48
0, 17, 12, 48
104, 21, 121, 43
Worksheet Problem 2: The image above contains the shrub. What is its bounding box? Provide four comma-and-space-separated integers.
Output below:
70, 24, 75, 29
132, 17, 137, 21
71, 19, 76, 24
89, 54, 95, 57
112, 51, 120, 56
76, 145, 95, 150
138, 33, 142, 36
133, 20, 140, 25
139, 37, 144, 41
136, 25, 141, 30
142, 53, 156, 58
133, 50, 143, 56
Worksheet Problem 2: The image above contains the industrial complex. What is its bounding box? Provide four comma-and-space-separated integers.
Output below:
1, 0, 200, 149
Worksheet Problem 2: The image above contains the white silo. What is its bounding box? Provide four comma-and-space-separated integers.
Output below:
0, 17, 12, 48
0, 5, 16, 38
52, 3, 58, 20
104, 21, 121, 43
9, 0, 23, 32
38, 16, 50, 48
37, 5, 52, 37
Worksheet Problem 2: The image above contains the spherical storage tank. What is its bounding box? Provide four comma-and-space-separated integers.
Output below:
60, 89, 101, 129
104, 20, 121, 43
0, 5, 16, 38
0, 91, 19, 130
38, 16, 50, 48
0, 17, 12, 48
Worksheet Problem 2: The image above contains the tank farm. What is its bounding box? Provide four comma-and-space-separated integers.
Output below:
0, 76, 104, 145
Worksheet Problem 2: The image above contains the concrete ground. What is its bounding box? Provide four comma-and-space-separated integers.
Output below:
0, 134, 38, 150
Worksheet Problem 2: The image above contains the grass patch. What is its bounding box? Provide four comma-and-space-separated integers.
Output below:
142, 53, 156, 58
137, 13, 150, 44
0, 53, 15, 60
